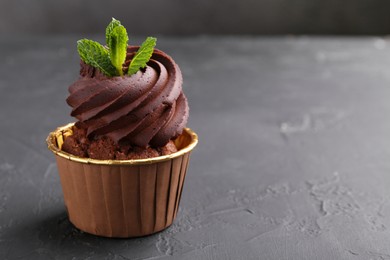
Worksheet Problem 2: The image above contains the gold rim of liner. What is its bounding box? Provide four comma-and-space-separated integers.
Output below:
46, 123, 198, 165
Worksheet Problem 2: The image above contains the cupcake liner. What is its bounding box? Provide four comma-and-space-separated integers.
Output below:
47, 123, 198, 238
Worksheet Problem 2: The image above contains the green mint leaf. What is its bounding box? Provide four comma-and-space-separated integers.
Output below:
127, 37, 157, 76
77, 39, 117, 77
105, 18, 122, 46
107, 24, 128, 76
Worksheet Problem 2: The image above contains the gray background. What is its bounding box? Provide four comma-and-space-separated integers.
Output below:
2, 0, 390, 35
2, 35, 390, 259
2, 1, 390, 259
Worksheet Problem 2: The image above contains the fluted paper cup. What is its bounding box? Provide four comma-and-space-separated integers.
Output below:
46, 123, 198, 238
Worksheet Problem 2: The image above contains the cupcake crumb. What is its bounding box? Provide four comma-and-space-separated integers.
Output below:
87, 136, 116, 160
127, 146, 160, 160
62, 135, 88, 158
62, 126, 178, 160
158, 141, 178, 156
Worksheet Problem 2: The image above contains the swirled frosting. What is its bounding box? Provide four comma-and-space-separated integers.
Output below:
66, 46, 189, 148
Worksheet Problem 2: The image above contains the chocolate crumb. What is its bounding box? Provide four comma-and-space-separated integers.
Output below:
158, 141, 178, 156
62, 135, 88, 158
62, 126, 178, 160
87, 136, 116, 160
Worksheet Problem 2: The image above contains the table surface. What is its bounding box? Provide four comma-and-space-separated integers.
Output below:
1, 35, 390, 260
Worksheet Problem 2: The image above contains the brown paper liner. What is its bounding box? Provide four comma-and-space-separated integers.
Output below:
47, 123, 198, 238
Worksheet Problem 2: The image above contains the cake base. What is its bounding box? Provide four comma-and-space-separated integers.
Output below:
62, 126, 178, 160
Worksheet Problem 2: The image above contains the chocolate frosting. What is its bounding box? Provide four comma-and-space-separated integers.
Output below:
66, 46, 189, 148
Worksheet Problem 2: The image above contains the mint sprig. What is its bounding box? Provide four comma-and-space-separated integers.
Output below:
106, 18, 128, 76
77, 39, 117, 77
77, 18, 156, 77
127, 37, 157, 76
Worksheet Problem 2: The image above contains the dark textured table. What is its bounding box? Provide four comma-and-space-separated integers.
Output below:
1, 35, 390, 259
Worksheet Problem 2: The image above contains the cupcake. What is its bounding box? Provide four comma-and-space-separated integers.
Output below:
46, 18, 198, 238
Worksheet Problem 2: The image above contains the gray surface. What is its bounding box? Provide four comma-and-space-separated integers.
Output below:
2, 0, 390, 35
1, 35, 390, 259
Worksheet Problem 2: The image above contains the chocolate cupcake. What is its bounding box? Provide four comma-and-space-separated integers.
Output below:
46, 18, 198, 237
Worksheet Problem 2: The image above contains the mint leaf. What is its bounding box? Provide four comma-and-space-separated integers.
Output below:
105, 18, 122, 46
77, 39, 117, 77
127, 37, 157, 76
106, 23, 128, 76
